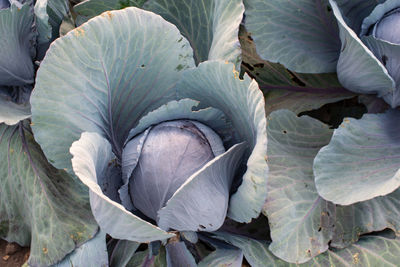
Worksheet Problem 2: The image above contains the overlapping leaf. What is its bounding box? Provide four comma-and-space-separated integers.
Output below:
0, 3, 35, 86
70, 132, 174, 242
31, 7, 195, 174
239, 26, 354, 116
243, 0, 340, 73
265, 109, 334, 263
265, 110, 400, 262
216, 232, 400, 267
314, 109, 400, 205
74, 0, 244, 67
0, 123, 98, 267
34, 0, 69, 59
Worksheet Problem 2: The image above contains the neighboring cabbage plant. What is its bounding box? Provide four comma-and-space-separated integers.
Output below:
241, 0, 400, 264
243, 0, 400, 107
30, 7, 268, 265
0, 0, 69, 125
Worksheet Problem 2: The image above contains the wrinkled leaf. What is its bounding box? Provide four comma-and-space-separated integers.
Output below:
54, 230, 108, 267
198, 247, 243, 267
0, 123, 98, 266
314, 109, 400, 205
74, 0, 145, 18
239, 26, 354, 115
144, 0, 244, 67
0, 3, 35, 86
265, 109, 334, 263
243, 0, 340, 73
31, 7, 195, 174
215, 232, 400, 266
0, 95, 30, 125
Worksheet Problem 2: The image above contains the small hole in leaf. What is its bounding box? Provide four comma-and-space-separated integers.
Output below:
318, 227, 322, 232
283, 130, 287, 134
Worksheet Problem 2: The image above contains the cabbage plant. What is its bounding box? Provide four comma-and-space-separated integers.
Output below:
244, 0, 400, 107
30, 7, 268, 265
239, 0, 400, 264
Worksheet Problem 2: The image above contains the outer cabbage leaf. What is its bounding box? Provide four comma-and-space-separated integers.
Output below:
314, 109, 400, 205
0, 3, 35, 86
34, 0, 69, 60
0, 123, 98, 267
31, 7, 195, 174
265, 110, 400, 259
239, 26, 355, 115
143, 0, 244, 67
331, 190, 400, 248
243, 0, 340, 73
75, 0, 244, 68
265, 110, 334, 263
330, 0, 398, 107
175, 61, 268, 223
70, 132, 174, 242
215, 232, 400, 266
74, 0, 145, 18
53, 230, 108, 267
0, 94, 30, 125
198, 247, 243, 267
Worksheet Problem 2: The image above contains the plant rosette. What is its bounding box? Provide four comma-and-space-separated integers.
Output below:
30, 7, 268, 264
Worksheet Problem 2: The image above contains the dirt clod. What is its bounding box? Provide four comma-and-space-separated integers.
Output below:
6, 243, 21, 255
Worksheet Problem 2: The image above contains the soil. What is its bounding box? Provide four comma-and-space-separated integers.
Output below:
0, 239, 30, 267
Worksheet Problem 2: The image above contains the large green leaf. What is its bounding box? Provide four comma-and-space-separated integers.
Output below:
144, 0, 243, 67
330, 0, 397, 107
265, 110, 400, 259
0, 94, 30, 125
74, 0, 244, 67
70, 132, 174, 242
0, 3, 35, 86
74, 0, 145, 17
216, 232, 400, 266
34, 0, 69, 60
31, 7, 195, 174
239, 26, 355, 115
198, 247, 243, 267
265, 110, 334, 263
175, 61, 268, 223
243, 0, 340, 73
0, 122, 98, 267
314, 109, 400, 205
54, 230, 108, 267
